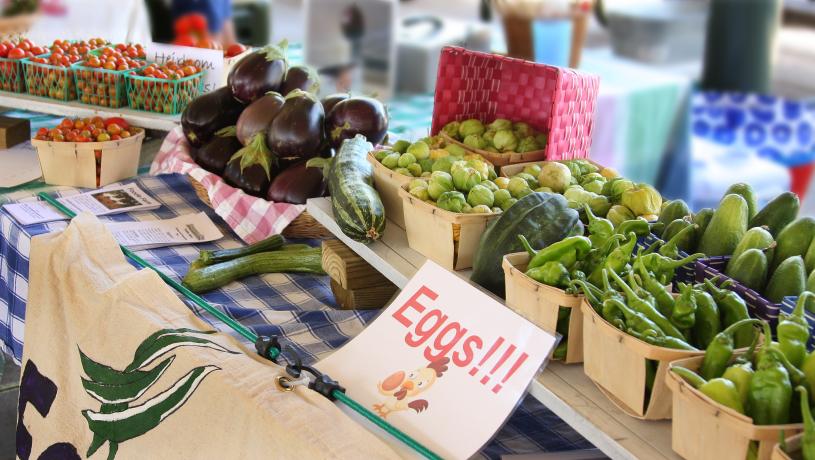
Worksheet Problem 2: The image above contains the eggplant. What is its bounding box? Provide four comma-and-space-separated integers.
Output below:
228, 40, 288, 104
321, 93, 349, 115
196, 132, 243, 175
325, 96, 388, 149
266, 160, 327, 204
181, 86, 245, 147
236, 92, 285, 145
223, 159, 272, 197
279, 65, 320, 96
267, 89, 325, 162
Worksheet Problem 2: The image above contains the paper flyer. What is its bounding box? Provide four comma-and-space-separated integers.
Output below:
106, 212, 224, 250
316, 261, 558, 459
3, 184, 161, 226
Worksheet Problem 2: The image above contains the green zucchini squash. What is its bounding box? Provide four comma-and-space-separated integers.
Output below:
197, 234, 285, 266
182, 248, 325, 293
309, 135, 386, 243
470, 192, 582, 297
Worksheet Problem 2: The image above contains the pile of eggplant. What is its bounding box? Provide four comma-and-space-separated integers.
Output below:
180, 40, 389, 204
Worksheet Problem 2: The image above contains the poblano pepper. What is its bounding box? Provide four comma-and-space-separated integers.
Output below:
608, 269, 685, 339
691, 288, 721, 350
658, 223, 699, 259
749, 321, 793, 425
700, 318, 761, 380
777, 292, 812, 369
583, 204, 614, 249
603, 298, 665, 337
722, 332, 759, 408
634, 257, 675, 318
671, 366, 745, 413
614, 219, 650, 238
637, 252, 704, 285
526, 261, 570, 288
518, 235, 592, 270
703, 278, 753, 348
796, 386, 815, 460
628, 329, 698, 351
671, 283, 697, 330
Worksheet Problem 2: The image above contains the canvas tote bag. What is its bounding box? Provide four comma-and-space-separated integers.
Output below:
17, 213, 401, 460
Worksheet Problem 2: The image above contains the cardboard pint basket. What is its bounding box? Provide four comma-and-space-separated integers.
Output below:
367, 151, 413, 229
502, 252, 584, 363
398, 184, 499, 270
32, 130, 145, 188
770, 433, 801, 460
439, 131, 549, 167
666, 355, 803, 460
581, 302, 703, 420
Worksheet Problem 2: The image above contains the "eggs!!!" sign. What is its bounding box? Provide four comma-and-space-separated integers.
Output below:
316, 260, 557, 459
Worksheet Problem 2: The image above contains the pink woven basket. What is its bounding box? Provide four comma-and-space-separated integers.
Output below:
431, 46, 599, 163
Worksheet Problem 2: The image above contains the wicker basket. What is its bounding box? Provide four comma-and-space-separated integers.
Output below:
188, 177, 331, 239
430, 46, 599, 164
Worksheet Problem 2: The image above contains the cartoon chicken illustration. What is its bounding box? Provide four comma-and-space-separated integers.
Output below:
372, 357, 449, 418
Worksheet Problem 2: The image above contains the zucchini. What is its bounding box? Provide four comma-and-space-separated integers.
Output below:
309, 135, 386, 243
198, 234, 285, 266
182, 248, 325, 293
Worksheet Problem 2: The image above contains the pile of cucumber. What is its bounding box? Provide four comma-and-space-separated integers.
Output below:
654, 183, 811, 304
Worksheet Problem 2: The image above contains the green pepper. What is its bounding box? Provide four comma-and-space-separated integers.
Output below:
583, 204, 615, 248
804, 351, 815, 404
614, 219, 650, 238
670, 283, 697, 329
671, 366, 745, 413
691, 289, 721, 350
722, 333, 758, 408
628, 329, 698, 351
703, 278, 753, 348
603, 297, 665, 337
633, 257, 675, 318
796, 386, 815, 460
749, 321, 794, 425
518, 235, 592, 270
658, 223, 699, 259
700, 318, 761, 380
525, 261, 570, 288
552, 341, 568, 360
638, 252, 704, 285
777, 292, 812, 369
607, 269, 685, 339
569, 279, 602, 310
588, 232, 637, 286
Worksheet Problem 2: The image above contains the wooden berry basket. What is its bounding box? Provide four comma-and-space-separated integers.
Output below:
398, 183, 499, 271
367, 151, 413, 229
771, 433, 802, 460
667, 355, 803, 460
503, 252, 584, 363
430, 46, 599, 166
581, 302, 703, 420
32, 130, 145, 188
439, 131, 548, 167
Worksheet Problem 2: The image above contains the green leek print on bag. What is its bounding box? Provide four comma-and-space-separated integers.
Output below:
79, 328, 238, 459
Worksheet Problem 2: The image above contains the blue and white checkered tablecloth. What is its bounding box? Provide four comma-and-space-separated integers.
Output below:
0, 173, 591, 458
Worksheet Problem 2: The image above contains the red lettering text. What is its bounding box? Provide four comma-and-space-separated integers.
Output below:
392, 286, 437, 327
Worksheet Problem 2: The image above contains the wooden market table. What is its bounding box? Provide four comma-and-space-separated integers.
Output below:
306, 197, 682, 460
0, 93, 180, 131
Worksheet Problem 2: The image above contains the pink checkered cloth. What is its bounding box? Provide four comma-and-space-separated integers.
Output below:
149, 127, 306, 243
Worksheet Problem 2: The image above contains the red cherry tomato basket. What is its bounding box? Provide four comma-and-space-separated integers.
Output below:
23, 54, 78, 101
430, 46, 600, 166
125, 70, 203, 115
73, 52, 146, 109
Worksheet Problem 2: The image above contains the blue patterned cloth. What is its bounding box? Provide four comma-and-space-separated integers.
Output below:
0, 173, 591, 458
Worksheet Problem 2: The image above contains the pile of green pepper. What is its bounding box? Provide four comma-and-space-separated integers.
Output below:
671, 293, 815, 433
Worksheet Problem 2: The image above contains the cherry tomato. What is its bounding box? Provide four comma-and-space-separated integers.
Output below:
36, 127, 48, 136
29, 46, 45, 56
7, 48, 24, 59
96, 132, 111, 142
104, 117, 129, 129
225, 43, 247, 58
59, 118, 74, 129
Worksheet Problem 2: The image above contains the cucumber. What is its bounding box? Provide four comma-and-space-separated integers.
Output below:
197, 234, 285, 266
750, 191, 800, 237
724, 183, 758, 220
764, 255, 806, 303
725, 248, 768, 292
310, 135, 386, 243
726, 226, 775, 273
656, 200, 691, 235
771, 217, 815, 271
698, 194, 748, 256
662, 217, 692, 242
692, 208, 714, 235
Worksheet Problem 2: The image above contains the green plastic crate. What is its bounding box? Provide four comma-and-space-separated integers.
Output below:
23, 54, 77, 101
73, 59, 146, 109
0, 56, 28, 93
126, 70, 203, 114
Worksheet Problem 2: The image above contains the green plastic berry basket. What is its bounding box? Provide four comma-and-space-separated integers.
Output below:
0, 55, 34, 93
23, 54, 78, 101
73, 59, 146, 109
125, 71, 203, 115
